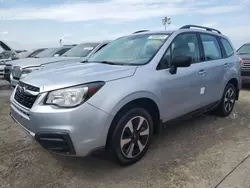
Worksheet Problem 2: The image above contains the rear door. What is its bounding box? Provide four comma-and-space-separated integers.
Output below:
198, 33, 225, 104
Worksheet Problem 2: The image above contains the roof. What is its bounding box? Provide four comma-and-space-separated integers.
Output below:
131, 25, 225, 37
132, 30, 174, 35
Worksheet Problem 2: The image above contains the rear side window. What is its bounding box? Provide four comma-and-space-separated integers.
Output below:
220, 38, 234, 57
200, 34, 222, 60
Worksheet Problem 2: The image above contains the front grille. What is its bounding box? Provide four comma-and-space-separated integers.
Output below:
242, 60, 250, 70
14, 83, 40, 109
19, 82, 40, 92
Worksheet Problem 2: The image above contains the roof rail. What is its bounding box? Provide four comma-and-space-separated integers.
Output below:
133, 30, 150, 34
180, 25, 222, 34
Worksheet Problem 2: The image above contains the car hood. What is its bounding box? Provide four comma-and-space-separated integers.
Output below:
238, 54, 250, 60
8, 57, 81, 68
21, 62, 137, 92
42, 57, 87, 69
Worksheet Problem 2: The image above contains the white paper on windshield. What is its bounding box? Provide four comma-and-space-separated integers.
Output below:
84, 47, 94, 50
148, 35, 168, 40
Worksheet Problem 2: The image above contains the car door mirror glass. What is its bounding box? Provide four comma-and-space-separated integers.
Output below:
172, 55, 192, 67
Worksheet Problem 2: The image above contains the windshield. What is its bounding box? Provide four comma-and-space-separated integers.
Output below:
88, 34, 169, 65
237, 44, 250, 54
35, 48, 57, 58
62, 43, 99, 57
28, 48, 47, 58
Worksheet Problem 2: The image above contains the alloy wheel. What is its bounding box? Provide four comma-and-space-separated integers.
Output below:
224, 87, 235, 112
120, 116, 150, 159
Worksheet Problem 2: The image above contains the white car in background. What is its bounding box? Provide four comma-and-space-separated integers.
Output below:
7, 41, 110, 86
0, 40, 20, 75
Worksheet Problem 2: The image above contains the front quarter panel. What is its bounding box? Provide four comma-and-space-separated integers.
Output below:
87, 67, 162, 118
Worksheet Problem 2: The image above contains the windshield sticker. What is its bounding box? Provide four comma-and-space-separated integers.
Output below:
148, 35, 168, 40
84, 47, 94, 50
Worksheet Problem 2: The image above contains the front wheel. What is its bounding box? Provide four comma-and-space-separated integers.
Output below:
108, 108, 153, 166
213, 83, 237, 117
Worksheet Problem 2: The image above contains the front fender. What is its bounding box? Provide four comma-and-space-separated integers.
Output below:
109, 91, 162, 117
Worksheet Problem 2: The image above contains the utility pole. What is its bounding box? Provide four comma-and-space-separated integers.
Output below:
162, 17, 171, 30
59, 39, 62, 46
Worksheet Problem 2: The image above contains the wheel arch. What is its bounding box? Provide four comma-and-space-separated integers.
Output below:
226, 78, 239, 100
106, 93, 162, 149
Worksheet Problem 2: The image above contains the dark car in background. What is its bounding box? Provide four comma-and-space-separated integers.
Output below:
237, 43, 250, 84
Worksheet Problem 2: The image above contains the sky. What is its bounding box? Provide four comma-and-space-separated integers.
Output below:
0, 0, 249, 50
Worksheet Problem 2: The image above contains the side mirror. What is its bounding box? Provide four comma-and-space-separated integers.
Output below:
54, 54, 59, 57
169, 55, 192, 75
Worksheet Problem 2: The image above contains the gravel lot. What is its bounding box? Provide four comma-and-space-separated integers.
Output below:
0, 76, 250, 188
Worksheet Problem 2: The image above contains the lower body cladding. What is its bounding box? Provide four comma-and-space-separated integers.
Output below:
10, 94, 113, 157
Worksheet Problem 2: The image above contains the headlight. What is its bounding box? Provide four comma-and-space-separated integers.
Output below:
45, 82, 105, 108
22, 66, 41, 74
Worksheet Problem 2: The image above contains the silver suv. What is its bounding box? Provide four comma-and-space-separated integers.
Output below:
10, 25, 241, 166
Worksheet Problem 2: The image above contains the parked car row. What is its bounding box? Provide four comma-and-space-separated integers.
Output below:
3, 41, 110, 85
237, 43, 250, 84
3, 25, 244, 166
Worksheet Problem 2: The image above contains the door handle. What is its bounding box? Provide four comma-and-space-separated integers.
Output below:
224, 63, 229, 68
198, 70, 206, 76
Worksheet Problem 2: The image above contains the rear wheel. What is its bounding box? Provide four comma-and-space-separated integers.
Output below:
108, 108, 153, 166
213, 83, 236, 117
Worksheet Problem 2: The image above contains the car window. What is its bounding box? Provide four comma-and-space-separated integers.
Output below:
158, 33, 200, 70
220, 38, 234, 57
35, 48, 57, 58
54, 48, 71, 56
237, 44, 250, 54
171, 33, 200, 63
62, 43, 99, 57
200, 34, 222, 60
28, 49, 46, 58
88, 34, 170, 65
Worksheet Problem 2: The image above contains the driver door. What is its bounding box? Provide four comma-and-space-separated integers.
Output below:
157, 33, 208, 121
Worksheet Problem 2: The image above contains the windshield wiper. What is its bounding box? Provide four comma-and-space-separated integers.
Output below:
89, 61, 127, 65
81, 60, 89, 63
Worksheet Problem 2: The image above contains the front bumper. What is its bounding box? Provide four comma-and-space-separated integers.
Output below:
10, 89, 113, 156
3, 66, 11, 82
241, 70, 250, 84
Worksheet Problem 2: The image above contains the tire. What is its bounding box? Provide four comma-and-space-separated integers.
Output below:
108, 108, 153, 166
213, 83, 237, 117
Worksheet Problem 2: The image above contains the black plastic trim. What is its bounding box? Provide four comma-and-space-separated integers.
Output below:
35, 132, 76, 155
180, 25, 222, 34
